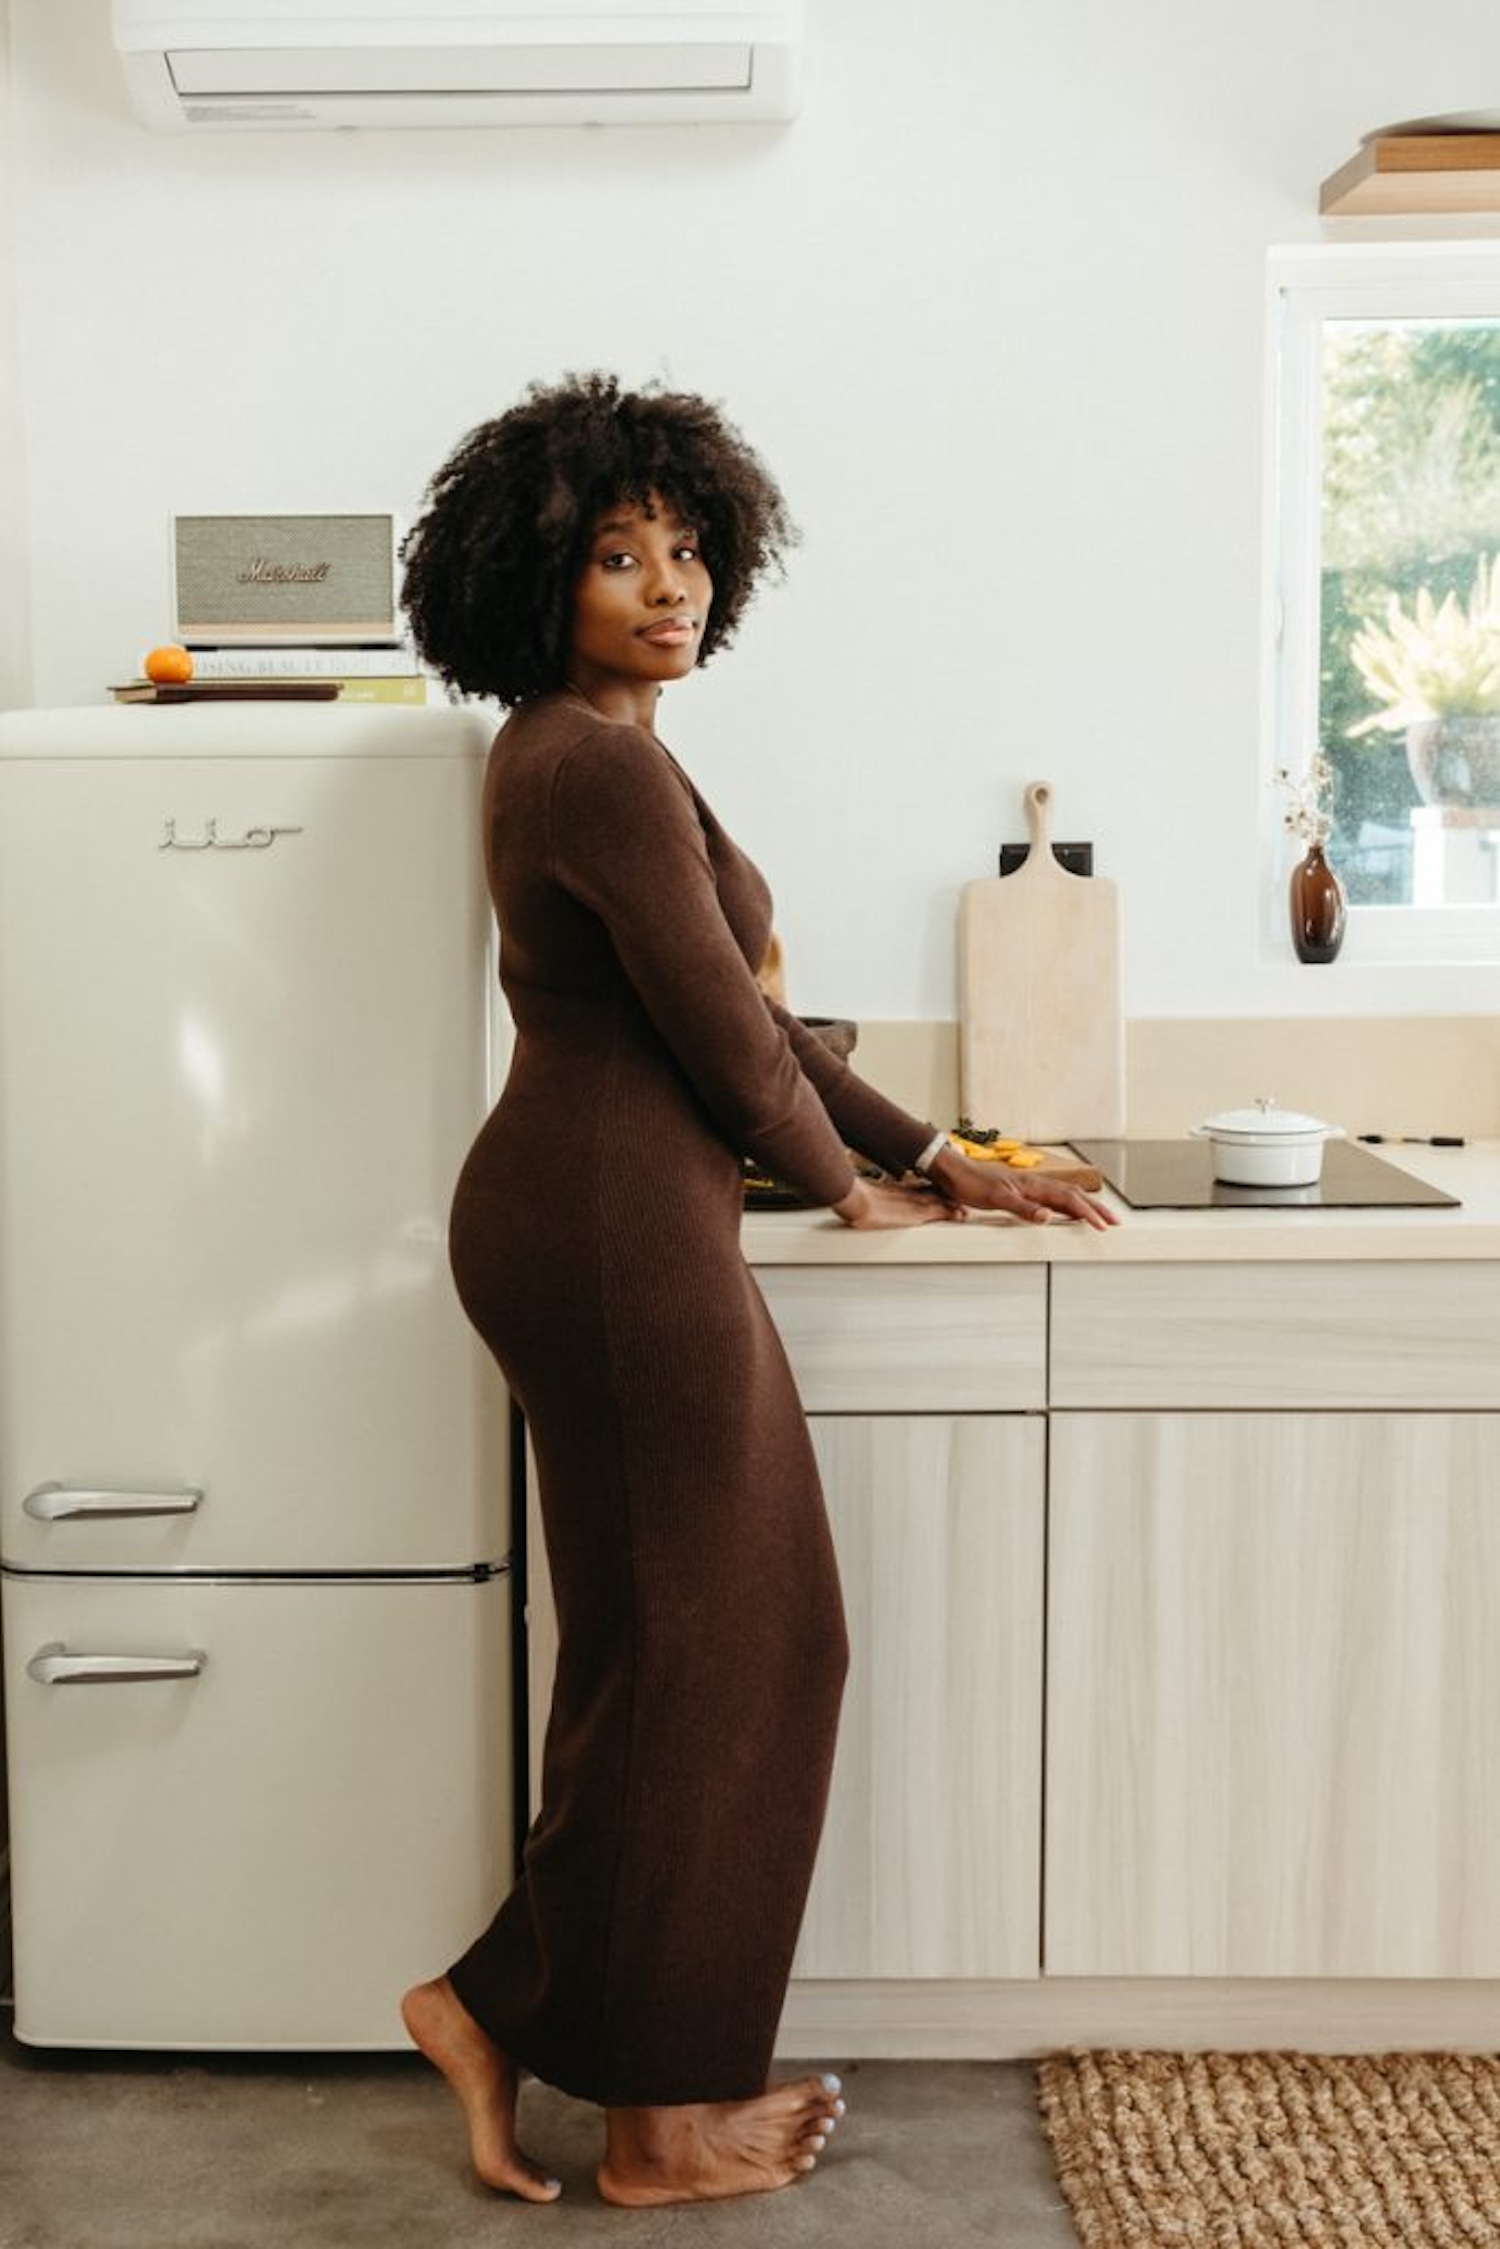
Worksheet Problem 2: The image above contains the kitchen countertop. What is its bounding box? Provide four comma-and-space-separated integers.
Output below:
741, 1141, 1500, 1265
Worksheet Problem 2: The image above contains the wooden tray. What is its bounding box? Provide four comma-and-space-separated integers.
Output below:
109, 681, 341, 703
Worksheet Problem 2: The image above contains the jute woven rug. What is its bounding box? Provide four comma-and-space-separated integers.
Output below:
1036, 2049, 1500, 2247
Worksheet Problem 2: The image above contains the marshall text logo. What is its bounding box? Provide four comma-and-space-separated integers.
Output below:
236, 558, 332, 585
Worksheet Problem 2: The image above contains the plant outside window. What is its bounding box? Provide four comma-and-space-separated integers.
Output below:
1320, 319, 1500, 906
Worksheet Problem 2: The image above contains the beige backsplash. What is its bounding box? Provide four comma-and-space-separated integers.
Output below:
850, 1018, 1500, 1142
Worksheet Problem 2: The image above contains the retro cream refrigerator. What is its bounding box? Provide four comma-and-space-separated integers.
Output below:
0, 702, 512, 2048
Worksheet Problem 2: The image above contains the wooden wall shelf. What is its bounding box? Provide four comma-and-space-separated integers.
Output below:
1322, 133, 1500, 215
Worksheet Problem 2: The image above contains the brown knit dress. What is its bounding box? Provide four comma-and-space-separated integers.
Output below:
445, 689, 937, 2107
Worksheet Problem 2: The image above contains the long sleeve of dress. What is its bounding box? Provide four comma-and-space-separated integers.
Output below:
548, 721, 862, 1208
764, 998, 939, 1180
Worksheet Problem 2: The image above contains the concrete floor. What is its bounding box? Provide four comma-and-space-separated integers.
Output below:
0, 2020, 1080, 2249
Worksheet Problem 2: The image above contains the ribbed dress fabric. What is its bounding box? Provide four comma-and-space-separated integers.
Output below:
445, 690, 937, 2107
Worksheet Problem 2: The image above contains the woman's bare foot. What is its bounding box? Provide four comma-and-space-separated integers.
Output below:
598, 2074, 846, 2206
400, 1977, 562, 2203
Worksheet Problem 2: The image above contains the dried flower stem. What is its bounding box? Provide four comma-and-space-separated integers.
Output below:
1275, 753, 1334, 848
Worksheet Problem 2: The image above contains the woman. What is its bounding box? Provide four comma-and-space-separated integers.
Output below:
397, 373, 1115, 2210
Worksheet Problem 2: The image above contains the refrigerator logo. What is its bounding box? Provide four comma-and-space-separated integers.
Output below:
158, 820, 304, 853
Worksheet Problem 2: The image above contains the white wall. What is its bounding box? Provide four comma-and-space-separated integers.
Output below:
9, 0, 1500, 1019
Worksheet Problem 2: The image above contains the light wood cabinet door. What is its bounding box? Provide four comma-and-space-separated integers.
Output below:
793, 1414, 1045, 1981
1046, 1411, 1500, 1978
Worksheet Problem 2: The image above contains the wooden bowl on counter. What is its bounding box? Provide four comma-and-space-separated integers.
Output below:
799, 1016, 858, 1060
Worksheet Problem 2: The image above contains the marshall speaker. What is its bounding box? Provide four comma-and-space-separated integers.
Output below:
173, 512, 402, 645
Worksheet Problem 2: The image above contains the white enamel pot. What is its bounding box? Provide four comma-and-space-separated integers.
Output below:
1190, 1098, 1345, 1187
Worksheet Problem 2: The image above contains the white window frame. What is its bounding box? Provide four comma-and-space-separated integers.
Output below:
1268, 242, 1500, 967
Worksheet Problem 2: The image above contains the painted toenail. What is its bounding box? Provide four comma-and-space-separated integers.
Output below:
821, 2073, 842, 2094
808, 2134, 826, 2152
798, 2154, 817, 2172
544, 2179, 562, 2192
820, 2115, 837, 2132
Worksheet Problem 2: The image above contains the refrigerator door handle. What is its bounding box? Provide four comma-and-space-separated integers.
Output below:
22, 1481, 204, 1521
26, 1642, 208, 1686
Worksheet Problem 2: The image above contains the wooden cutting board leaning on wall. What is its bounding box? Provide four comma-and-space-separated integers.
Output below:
958, 780, 1125, 1141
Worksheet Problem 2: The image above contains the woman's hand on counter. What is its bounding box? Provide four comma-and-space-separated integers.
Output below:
832, 1177, 968, 1229
926, 1147, 1120, 1231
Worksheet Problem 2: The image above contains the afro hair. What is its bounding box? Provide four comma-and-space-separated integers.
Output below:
401, 372, 797, 706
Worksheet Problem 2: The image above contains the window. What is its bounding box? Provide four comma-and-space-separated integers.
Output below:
1271, 247, 1500, 963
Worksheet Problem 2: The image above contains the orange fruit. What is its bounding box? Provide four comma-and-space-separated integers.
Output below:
144, 644, 194, 684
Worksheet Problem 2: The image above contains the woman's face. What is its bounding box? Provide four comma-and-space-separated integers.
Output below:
567, 494, 713, 700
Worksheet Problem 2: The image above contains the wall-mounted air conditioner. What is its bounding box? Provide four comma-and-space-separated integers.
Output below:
111, 0, 804, 130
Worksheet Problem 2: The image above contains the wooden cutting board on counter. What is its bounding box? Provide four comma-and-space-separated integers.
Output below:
959, 780, 1125, 1142
978, 1149, 1105, 1190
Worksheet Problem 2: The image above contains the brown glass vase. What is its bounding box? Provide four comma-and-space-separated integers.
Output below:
1289, 843, 1346, 964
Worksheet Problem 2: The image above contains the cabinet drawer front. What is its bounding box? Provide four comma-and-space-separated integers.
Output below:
755, 1266, 1045, 1411
1050, 1262, 1500, 1408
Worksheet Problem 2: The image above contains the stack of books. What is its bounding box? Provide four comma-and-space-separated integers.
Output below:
183, 643, 434, 704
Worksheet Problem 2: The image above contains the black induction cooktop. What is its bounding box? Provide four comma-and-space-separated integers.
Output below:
1069, 1138, 1461, 1210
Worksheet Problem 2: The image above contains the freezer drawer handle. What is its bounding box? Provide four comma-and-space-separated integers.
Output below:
22, 1481, 203, 1522
26, 1643, 207, 1686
